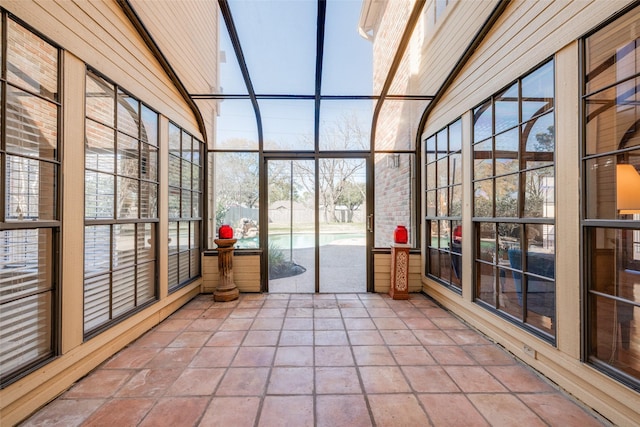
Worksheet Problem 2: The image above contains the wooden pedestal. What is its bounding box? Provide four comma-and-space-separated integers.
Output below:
389, 244, 410, 300
214, 238, 239, 302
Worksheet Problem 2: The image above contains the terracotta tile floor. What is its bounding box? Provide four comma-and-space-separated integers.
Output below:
22, 293, 608, 427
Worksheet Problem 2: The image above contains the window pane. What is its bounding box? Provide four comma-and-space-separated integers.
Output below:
261, 99, 315, 151
83, 274, 110, 332
213, 152, 259, 248
521, 61, 554, 122
473, 102, 492, 143
495, 175, 518, 218
473, 140, 493, 180
436, 158, 448, 187
450, 185, 462, 217
426, 190, 436, 217
86, 72, 115, 126
0, 292, 52, 377
524, 167, 554, 218
495, 128, 519, 175
168, 155, 181, 188
169, 187, 181, 219
117, 176, 139, 219
495, 83, 519, 134
137, 261, 155, 305
524, 112, 555, 164
140, 104, 158, 146
114, 224, 135, 268
112, 266, 135, 317
7, 20, 57, 100
474, 180, 493, 217
0, 229, 53, 303
117, 133, 139, 178
141, 143, 157, 181
85, 171, 114, 219
375, 153, 414, 247
476, 262, 496, 306
477, 222, 496, 263
449, 153, 462, 185
117, 90, 139, 138
214, 99, 259, 150
86, 119, 115, 173
319, 100, 372, 151
169, 123, 181, 153
140, 182, 157, 219
6, 86, 57, 159
137, 223, 154, 263
5, 156, 56, 221
84, 225, 111, 275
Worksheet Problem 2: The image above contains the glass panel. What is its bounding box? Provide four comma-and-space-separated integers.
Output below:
439, 251, 452, 283
141, 143, 157, 182
169, 123, 181, 154
181, 159, 192, 188
436, 128, 448, 158
7, 20, 58, 100
450, 185, 462, 217
438, 220, 449, 249
117, 176, 138, 219
473, 140, 493, 180
476, 262, 496, 306
137, 223, 154, 263
495, 175, 518, 218
495, 128, 519, 175
168, 222, 179, 255
425, 136, 436, 164
523, 112, 555, 169
112, 266, 135, 317
83, 274, 110, 332
213, 152, 259, 248
436, 188, 447, 217
117, 133, 138, 178
449, 119, 462, 152
181, 189, 191, 219
449, 153, 462, 185
84, 225, 111, 276
6, 86, 57, 159
267, 160, 315, 293
228, 0, 317, 94
429, 248, 440, 277
524, 167, 554, 218
495, 83, 519, 134
473, 102, 492, 143
319, 100, 372, 150
473, 179, 493, 217
137, 261, 155, 304
261, 99, 315, 151
214, 99, 259, 149
499, 223, 521, 260
179, 252, 190, 284
0, 229, 53, 303
319, 158, 366, 293
181, 132, 193, 162
169, 187, 181, 219
584, 156, 617, 219
477, 222, 496, 263
86, 72, 114, 127
0, 292, 52, 378
85, 119, 115, 173
375, 153, 414, 247
499, 267, 522, 320
179, 222, 190, 252
140, 104, 158, 146
429, 220, 439, 248
436, 158, 448, 187
525, 275, 555, 333
426, 161, 436, 190
426, 190, 436, 217
5, 156, 56, 221
521, 61, 554, 122
117, 90, 139, 137
585, 11, 640, 94
168, 155, 181, 188
114, 224, 136, 268
589, 295, 640, 379
168, 253, 178, 288
322, 0, 373, 95
84, 171, 114, 219
585, 83, 640, 155
375, 99, 429, 151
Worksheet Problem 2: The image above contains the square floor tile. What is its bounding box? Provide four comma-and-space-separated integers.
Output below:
352, 346, 396, 366
258, 396, 314, 427
267, 367, 314, 394
368, 394, 430, 426
315, 367, 362, 394
200, 397, 261, 427
232, 346, 276, 367
315, 346, 354, 366
316, 395, 372, 427
358, 366, 411, 393
138, 397, 208, 427
274, 346, 314, 366
216, 367, 269, 396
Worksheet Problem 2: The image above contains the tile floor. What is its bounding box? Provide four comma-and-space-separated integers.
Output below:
22, 293, 609, 427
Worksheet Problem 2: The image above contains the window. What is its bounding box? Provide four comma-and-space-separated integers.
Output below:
473, 60, 556, 340
0, 15, 60, 386
168, 123, 203, 292
583, 8, 640, 388
84, 70, 158, 336
425, 119, 462, 292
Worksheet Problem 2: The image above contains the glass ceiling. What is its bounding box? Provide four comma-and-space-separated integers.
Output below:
191, 0, 433, 152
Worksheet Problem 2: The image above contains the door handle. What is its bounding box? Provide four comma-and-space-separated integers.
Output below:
367, 214, 374, 232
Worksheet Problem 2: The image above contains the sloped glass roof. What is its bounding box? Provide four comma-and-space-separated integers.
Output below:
192, 0, 434, 152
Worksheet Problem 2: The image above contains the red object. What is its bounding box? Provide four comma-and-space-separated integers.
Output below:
453, 225, 462, 243
394, 225, 408, 244
219, 224, 234, 239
